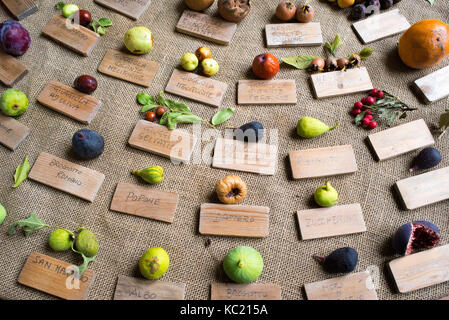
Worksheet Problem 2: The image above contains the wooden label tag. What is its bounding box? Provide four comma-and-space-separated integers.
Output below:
297, 203, 366, 240
110, 182, 179, 223
211, 283, 281, 300
1, 0, 38, 20
265, 23, 322, 47
414, 65, 449, 104
212, 137, 278, 175
94, 0, 151, 20
395, 166, 449, 210
352, 9, 410, 44
128, 120, 197, 163
311, 67, 373, 99
165, 69, 228, 108
114, 275, 185, 300
18, 252, 95, 300
289, 145, 357, 179
0, 50, 28, 87
28, 152, 105, 202
176, 10, 237, 45
98, 49, 159, 87
237, 80, 297, 105
389, 244, 449, 293
0, 113, 30, 151
37, 80, 102, 124
304, 271, 378, 300
199, 203, 270, 238
42, 14, 100, 56
367, 119, 434, 161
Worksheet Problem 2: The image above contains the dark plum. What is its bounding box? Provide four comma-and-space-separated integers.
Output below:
75, 10, 92, 27
392, 221, 440, 255
349, 4, 366, 21
314, 247, 359, 273
72, 129, 104, 160
0, 20, 31, 56
380, 0, 393, 9
74, 75, 98, 94
234, 121, 264, 143
410, 147, 442, 172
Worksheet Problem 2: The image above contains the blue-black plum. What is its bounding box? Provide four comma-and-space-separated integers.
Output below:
392, 221, 440, 255
316, 247, 359, 273
0, 20, 31, 56
410, 147, 442, 172
234, 121, 264, 143
72, 129, 104, 160
349, 4, 366, 21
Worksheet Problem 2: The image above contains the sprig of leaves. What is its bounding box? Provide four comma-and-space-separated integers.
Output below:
91, 18, 113, 35
325, 34, 343, 58
12, 156, 30, 188
281, 55, 320, 69
55, 2, 65, 9
8, 212, 50, 236
438, 109, 449, 139
358, 48, 374, 60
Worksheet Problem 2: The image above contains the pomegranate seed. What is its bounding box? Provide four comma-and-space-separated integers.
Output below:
368, 121, 378, 129
354, 101, 364, 109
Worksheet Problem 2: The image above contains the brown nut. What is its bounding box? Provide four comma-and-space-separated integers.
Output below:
216, 175, 248, 204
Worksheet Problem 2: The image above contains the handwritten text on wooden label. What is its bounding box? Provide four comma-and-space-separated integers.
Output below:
1, 0, 38, 20
238, 80, 297, 105
114, 276, 186, 300
0, 113, 30, 151
414, 65, 449, 104
0, 50, 28, 87
265, 23, 322, 47
94, 0, 151, 20
211, 283, 281, 300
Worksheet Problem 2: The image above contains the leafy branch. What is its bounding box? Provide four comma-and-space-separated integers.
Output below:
8, 212, 51, 236
325, 34, 342, 57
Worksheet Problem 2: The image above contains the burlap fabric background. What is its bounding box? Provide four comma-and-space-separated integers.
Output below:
1, 0, 448, 300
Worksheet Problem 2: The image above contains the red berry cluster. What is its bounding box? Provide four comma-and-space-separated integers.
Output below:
351, 89, 384, 130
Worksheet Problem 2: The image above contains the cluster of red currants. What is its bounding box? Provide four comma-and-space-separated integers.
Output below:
351, 89, 384, 130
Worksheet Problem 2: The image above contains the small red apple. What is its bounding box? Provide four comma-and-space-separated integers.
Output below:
252, 53, 280, 79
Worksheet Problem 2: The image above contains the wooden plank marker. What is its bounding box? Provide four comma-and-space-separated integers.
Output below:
128, 120, 197, 163
165, 69, 228, 107
28, 152, 105, 202
110, 182, 179, 223
42, 14, 100, 56
0, 50, 28, 87
237, 80, 297, 105
352, 9, 410, 44
367, 119, 434, 161
114, 275, 185, 300
297, 203, 366, 240
176, 10, 237, 45
98, 49, 159, 87
0, 113, 30, 150
94, 0, 151, 20
212, 137, 277, 175
18, 252, 95, 300
265, 23, 322, 47
289, 145, 357, 179
414, 65, 449, 104
311, 67, 373, 99
304, 271, 378, 300
395, 166, 449, 210
37, 81, 102, 124
199, 203, 270, 238
1, 0, 38, 20
211, 283, 281, 300
389, 244, 449, 293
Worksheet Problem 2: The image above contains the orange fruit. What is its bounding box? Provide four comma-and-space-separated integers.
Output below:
398, 19, 449, 69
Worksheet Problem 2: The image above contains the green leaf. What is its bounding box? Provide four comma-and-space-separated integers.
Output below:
13, 156, 30, 188
355, 110, 368, 125
70, 242, 96, 275
281, 55, 320, 70
98, 18, 112, 27
140, 104, 158, 113
137, 93, 154, 105
97, 26, 106, 35
91, 22, 97, 33
426, 0, 435, 5
8, 212, 50, 236
158, 91, 191, 113
325, 34, 343, 57
166, 113, 202, 130
55, 2, 65, 9
159, 111, 169, 125
211, 108, 235, 126
359, 48, 374, 60
438, 110, 449, 139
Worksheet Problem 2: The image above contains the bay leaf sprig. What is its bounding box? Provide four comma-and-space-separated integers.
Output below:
12, 156, 30, 188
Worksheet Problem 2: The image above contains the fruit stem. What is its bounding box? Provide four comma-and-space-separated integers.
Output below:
324, 181, 331, 191
409, 166, 417, 173
131, 170, 140, 175
329, 123, 339, 131
313, 255, 326, 264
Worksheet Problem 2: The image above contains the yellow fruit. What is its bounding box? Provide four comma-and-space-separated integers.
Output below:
337, 0, 355, 8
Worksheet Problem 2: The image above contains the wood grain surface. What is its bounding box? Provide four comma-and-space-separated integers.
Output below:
265, 22, 322, 47
94, 0, 151, 20
0, 113, 30, 150
1, 0, 38, 20
237, 80, 297, 105
414, 65, 449, 104
211, 283, 281, 300
0, 50, 28, 87
113, 275, 186, 300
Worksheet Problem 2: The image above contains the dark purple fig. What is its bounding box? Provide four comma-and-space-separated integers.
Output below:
349, 4, 366, 21
410, 147, 442, 172
392, 221, 440, 256
314, 247, 358, 273
380, 0, 393, 9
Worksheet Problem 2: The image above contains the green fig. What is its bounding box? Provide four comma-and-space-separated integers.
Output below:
314, 181, 338, 207
0, 203, 6, 225
0, 89, 29, 117
75, 228, 99, 257
132, 165, 164, 184
48, 228, 73, 251
297, 117, 338, 139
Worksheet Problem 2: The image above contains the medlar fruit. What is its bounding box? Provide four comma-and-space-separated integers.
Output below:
216, 175, 248, 204
218, 0, 251, 23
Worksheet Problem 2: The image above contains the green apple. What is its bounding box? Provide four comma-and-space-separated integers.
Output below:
201, 58, 219, 76
314, 181, 338, 207
62, 4, 79, 18
180, 53, 199, 71
124, 27, 154, 55
0, 203, 6, 225
1, 89, 29, 117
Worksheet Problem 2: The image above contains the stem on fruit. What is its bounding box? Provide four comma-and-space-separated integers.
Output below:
313, 255, 326, 264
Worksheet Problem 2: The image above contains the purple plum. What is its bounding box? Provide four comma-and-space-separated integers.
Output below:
0, 20, 31, 56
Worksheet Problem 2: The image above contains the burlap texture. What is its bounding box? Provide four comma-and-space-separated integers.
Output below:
1, 0, 448, 300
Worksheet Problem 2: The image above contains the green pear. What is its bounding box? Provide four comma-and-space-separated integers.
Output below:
314, 182, 338, 207
297, 117, 338, 138
1, 89, 29, 117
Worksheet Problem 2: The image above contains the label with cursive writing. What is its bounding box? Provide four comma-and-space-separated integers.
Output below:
114, 275, 185, 300
94, 0, 151, 20
238, 80, 297, 105
211, 283, 281, 300
0, 113, 30, 151
0, 50, 28, 87
1, 0, 38, 20
265, 23, 323, 47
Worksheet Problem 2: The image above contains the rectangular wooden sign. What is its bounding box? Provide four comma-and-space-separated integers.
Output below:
114, 275, 185, 300
212, 137, 277, 175
98, 49, 159, 87
28, 152, 105, 202
297, 203, 366, 240
199, 203, 270, 238
414, 65, 449, 104
176, 10, 237, 45
94, 0, 151, 20
18, 252, 95, 300
389, 245, 449, 293
0, 113, 30, 150
211, 283, 281, 300
237, 80, 297, 105
0, 50, 28, 87
1, 0, 38, 20
42, 14, 100, 56
352, 9, 410, 44
304, 271, 378, 300
367, 119, 434, 161
289, 145, 357, 179
37, 81, 102, 124
311, 67, 373, 99
110, 182, 179, 223
265, 23, 323, 47
395, 166, 449, 210
128, 120, 197, 163
165, 69, 228, 107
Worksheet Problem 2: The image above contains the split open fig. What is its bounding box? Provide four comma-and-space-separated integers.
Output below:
392, 221, 440, 255
218, 0, 251, 23
216, 175, 247, 204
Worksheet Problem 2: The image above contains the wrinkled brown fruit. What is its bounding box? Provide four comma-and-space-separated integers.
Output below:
218, 0, 251, 23
275, 1, 296, 21
216, 175, 248, 204
296, 5, 314, 23
325, 57, 338, 71
337, 57, 349, 70
184, 0, 215, 11
309, 57, 325, 71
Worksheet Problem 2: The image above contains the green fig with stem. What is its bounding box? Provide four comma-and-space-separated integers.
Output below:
297, 117, 338, 138
314, 181, 338, 207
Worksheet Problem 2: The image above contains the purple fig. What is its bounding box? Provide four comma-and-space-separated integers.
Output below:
392, 221, 440, 255
410, 147, 442, 172
314, 247, 358, 273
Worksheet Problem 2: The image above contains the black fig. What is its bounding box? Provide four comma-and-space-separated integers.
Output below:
410, 147, 442, 172
314, 247, 358, 273
392, 221, 440, 255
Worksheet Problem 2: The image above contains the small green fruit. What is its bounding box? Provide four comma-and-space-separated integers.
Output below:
223, 246, 263, 284
1, 89, 29, 117
124, 27, 154, 55
180, 53, 199, 71
48, 228, 73, 251
0, 203, 6, 225
297, 117, 338, 139
201, 58, 219, 76
139, 247, 170, 280
314, 181, 338, 207
132, 166, 164, 184
75, 228, 99, 257
62, 4, 79, 18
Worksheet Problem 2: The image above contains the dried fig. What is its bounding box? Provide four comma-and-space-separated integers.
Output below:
216, 175, 247, 204
218, 0, 251, 23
